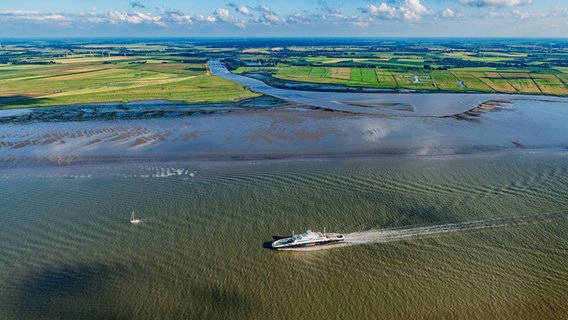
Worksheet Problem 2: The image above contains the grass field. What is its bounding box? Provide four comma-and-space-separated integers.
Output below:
1, 39, 567, 109
232, 42, 567, 95
237, 64, 568, 95
0, 55, 259, 109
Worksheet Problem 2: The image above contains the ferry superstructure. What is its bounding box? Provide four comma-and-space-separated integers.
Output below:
271, 230, 345, 250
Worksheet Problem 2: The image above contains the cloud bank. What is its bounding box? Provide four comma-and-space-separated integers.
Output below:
0, 0, 565, 37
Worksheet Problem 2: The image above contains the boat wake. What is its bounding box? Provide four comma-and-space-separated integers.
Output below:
291, 210, 568, 251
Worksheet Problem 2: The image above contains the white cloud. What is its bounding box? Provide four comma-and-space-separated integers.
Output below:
107, 11, 164, 26
484, 8, 550, 20
550, 6, 568, 18
512, 9, 531, 19
405, 0, 428, 15
163, 10, 192, 25
0, 0, 565, 36
0, 10, 40, 15
363, 4, 398, 19
214, 7, 246, 27
440, 8, 463, 18
287, 12, 311, 24
263, 12, 285, 24
459, 0, 532, 8
0, 10, 72, 27
0, 10, 66, 21
194, 14, 216, 23
352, 21, 370, 27
258, 5, 273, 14
29, 14, 66, 21
236, 6, 251, 16
215, 8, 231, 21
362, 0, 431, 21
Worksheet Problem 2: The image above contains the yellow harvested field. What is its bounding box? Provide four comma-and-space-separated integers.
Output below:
41, 76, 195, 98
52, 56, 138, 64
242, 48, 269, 53
479, 77, 517, 93
531, 74, 568, 95
508, 79, 542, 93
451, 71, 493, 92
45, 68, 129, 81
397, 58, 424, 62
329, 67, 351, 80
499, 72, 531, 79
486, 52, 527, 57
484, 72, 501, 78
375, 70, 397, 87
318, 58, 352, 64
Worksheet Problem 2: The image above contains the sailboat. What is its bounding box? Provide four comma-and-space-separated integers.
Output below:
130, 211, 141, 224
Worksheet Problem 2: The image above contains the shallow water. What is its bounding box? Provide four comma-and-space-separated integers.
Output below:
0, 154, 567, 319
1, 96, 567, 167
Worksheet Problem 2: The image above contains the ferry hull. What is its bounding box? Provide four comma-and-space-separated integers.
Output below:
272, 238, 344, 250
270, 231, 345, 250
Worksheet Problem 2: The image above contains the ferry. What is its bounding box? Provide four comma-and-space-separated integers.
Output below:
271, 229, 345, 250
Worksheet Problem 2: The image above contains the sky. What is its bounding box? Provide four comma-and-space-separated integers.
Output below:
0, 0, 566, 38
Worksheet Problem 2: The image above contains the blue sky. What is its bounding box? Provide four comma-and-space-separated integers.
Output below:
0, 0, 566, 38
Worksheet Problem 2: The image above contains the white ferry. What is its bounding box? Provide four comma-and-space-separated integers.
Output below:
271, 229, 345, 250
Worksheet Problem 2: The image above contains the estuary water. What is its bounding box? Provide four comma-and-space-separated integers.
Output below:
1, 154, 567, 319
208, 59, 567, 116
1, 65, 568, 319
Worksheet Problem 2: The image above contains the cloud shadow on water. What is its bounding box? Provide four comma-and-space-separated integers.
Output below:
365, 205, 457, 230
14, 262, 131, 320
13, 261, 258, 319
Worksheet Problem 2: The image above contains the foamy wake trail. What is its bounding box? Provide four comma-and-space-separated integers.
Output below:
299, 210, 568, 251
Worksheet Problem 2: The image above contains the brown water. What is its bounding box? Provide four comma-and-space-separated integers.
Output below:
0, 154, 567, 319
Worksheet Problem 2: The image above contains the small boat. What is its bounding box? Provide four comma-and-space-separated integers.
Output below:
271, 229, 344, 250
130, 211, 141, 224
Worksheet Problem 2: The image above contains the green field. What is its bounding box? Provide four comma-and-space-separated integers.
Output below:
232, 40, 568, 95
0, 55, 258, 109
1, 39, 567, 109
239, 64, 568, 94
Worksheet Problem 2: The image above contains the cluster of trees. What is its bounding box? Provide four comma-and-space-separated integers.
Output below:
11, 59, 58, 65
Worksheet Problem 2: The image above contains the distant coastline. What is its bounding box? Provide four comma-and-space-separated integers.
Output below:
1, 38, 566, 110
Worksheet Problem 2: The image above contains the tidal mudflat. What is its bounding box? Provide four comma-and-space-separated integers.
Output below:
1, 91, 567, 167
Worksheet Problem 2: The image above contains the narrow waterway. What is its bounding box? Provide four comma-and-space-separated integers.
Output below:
208, 59, 567, 117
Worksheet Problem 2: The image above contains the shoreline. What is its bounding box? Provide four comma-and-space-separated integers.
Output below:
1, 96, 567, 169
209, 59, 568, 116
2, 148, 567, 172
0, 62, 566, 170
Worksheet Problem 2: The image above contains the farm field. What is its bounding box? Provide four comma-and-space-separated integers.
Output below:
1, 38, 567, 109
237, 64, 568, 94
231, 39, 568, 95
237, 63, 568, 95
0, 47, 259, 109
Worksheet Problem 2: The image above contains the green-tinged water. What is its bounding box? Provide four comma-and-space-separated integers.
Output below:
1, 153, 567, 319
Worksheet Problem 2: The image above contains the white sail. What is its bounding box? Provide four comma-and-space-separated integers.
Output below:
130, 211, 141, 224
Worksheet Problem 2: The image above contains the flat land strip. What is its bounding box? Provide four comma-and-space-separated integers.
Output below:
0, 45, 259, 109
238, 64, 568, 95
1, 39, 567, 109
